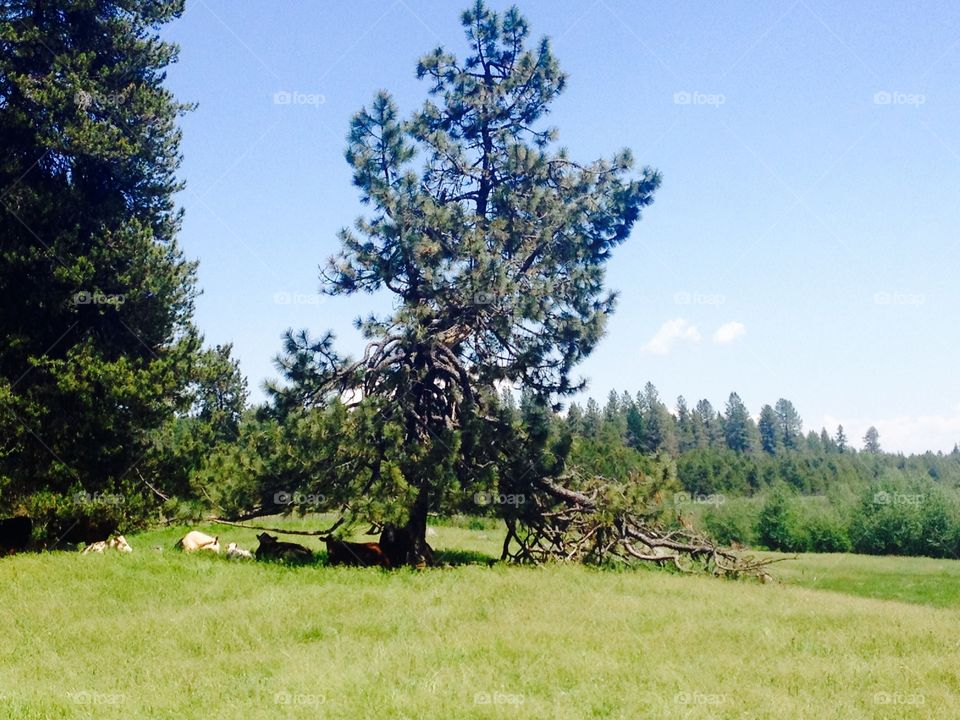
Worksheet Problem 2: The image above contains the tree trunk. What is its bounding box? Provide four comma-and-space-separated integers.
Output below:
401, 484, 434, 567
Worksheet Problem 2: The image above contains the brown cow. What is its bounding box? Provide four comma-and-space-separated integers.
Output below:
325, 538, 391, 568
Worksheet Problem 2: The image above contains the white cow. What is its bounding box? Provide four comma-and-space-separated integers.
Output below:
176, 530, 221, 553
225, 542, 254, 560
82, 535, 133, 554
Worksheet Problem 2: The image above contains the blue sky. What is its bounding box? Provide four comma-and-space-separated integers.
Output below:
162, 0, 960, 453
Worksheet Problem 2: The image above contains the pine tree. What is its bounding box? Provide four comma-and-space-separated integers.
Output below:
272, 1, 662, 561
835, 424, 848, 453
0, 0, 199, 509
863, 426, 881, 454
758, 404, 779, 454
820, 427, 836, 453
774, 398, 803, 450
723, 392, 752, 452
675, 395, 695, 452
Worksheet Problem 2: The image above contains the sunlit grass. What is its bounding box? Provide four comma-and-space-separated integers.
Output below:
1, 517, 959, 718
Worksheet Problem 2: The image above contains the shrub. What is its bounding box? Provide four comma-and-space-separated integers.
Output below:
702, 500, 760, 547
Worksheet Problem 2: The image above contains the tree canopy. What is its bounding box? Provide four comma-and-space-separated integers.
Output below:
269, 0, 660, 561
0, 0, 200, 514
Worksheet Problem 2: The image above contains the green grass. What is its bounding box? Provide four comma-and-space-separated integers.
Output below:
760, 551, 960, 608
1, 517, 959, 718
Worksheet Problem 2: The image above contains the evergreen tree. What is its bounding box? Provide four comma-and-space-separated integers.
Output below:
863, 426, 881, 454
636, 383, 676, 454
565, 402, 584, 435
774, 398, 803, 450
190, 344, 248, 444
675, 395, 695, 452
820, 427, 836, 452
625, 403, 643, 450
271, 1, 661, 561
0, 0, 199, 511
602, 389, 626, 439
723, 392, 752, 452
582, 398, 602, 438
835, 424, 847, 453
694, 399, 722, 448
758, 404, 779, 454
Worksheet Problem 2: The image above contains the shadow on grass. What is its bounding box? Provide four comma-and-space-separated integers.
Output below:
434, 549, 498, 566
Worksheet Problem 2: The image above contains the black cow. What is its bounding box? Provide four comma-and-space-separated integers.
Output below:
57, 516, 119, 546
255, 532, 314, 564
0, 516, 32, 554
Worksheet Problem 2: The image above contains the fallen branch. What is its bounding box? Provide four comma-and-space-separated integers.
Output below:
209, 515, 346, 538
502, 473, 782, 580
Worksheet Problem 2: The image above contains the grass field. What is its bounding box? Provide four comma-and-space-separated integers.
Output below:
2, 517, 959, 719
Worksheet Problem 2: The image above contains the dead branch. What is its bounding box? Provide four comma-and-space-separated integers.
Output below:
502, 473, 781, 580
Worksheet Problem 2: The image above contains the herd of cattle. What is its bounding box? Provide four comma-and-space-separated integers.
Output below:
0, 515, 433, 568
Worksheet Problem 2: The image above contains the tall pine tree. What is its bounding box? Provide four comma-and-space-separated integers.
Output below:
0, 0, 199, 513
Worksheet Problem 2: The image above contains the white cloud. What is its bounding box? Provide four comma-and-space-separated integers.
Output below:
713, 321, 746, 345
823, 405, 960, 454
642, 318, 701, 356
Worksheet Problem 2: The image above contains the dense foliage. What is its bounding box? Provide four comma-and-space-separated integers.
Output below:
0, 1, 240, 541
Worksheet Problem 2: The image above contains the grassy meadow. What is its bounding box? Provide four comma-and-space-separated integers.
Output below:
2, 517, 959, 719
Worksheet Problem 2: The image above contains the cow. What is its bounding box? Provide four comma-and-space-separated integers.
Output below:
325, 537, 391, 568
379, 523, 435, 568
0, 516, 32, 555
225, 542, 254, 560
81, 535, 133, 554
175, 530, 221, 553
255, 533, 313, 564
58, 516, 119, 546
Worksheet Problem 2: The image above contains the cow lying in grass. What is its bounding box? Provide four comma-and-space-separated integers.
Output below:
82, 535, 133, 554
226, 542, 254, 560
0, 516, 32, 555
325, 538, 391, 568
175, 531, 220, 553
255, 533, 313, 564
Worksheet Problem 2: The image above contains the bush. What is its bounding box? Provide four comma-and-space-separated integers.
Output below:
25, 482, 154, 547
701, 499, 760, 547
849, 480, 960, 558
803, 505, 852, 553
757, 484, 810, 552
